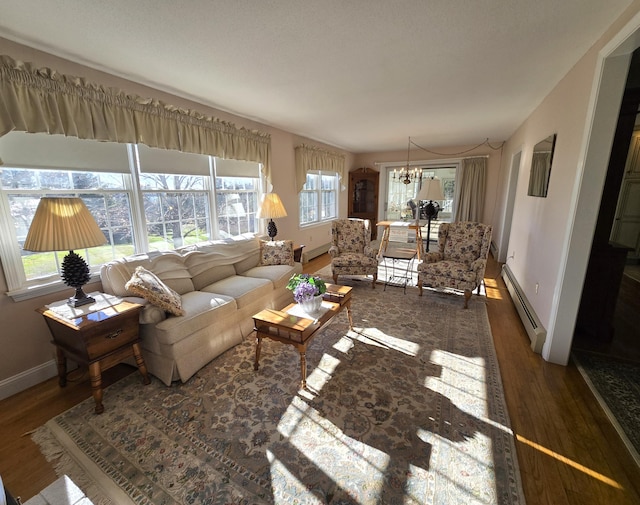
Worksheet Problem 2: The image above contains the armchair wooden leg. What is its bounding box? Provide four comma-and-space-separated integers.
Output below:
418, 281, 423, 296
372, 272, 377, 289
333, 273, 338, 284
464, 289, 471, 309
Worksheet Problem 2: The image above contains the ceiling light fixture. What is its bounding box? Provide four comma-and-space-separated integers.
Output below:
394, 136, 421, 185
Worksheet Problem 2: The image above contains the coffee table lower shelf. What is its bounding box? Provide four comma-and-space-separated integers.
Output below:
252, 284, 353, 389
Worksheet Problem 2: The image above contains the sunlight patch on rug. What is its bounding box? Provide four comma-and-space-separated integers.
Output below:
349, 326, 421, 355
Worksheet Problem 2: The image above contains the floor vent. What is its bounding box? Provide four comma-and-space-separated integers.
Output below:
501, 264, 546, 353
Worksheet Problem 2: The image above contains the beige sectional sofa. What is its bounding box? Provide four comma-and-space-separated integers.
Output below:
99, 234, 302, 385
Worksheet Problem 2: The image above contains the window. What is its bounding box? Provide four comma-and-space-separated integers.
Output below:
214, 158, 262, 238
140, 173, 211, 250
384, 165, 458, 221
299, 170, 338, 226
0, 133, 267, 299
1, 168, 134, 285
215, 177, 259, 238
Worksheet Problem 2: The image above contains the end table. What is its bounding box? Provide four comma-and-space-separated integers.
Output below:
382, 247, 417, 294
37, 294, 150, 414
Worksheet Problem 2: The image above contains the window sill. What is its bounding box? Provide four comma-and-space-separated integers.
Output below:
6, 273, 102, 302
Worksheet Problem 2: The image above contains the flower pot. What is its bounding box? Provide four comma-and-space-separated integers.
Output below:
300, 294, 323, 314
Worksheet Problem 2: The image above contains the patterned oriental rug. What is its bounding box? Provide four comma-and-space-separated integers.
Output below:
33, 268, 526, 505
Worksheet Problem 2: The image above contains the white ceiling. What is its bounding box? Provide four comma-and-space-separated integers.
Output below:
0, 0, 633, 153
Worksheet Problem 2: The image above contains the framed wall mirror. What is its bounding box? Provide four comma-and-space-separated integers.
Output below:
527, 133, 557, 197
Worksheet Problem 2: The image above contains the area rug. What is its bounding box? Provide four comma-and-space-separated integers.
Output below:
572, 350, 640, 467
33, 271, 525, 504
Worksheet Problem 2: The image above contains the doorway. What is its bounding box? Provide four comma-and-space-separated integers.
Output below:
498, 151, 521, 263
573, 78, 640, 364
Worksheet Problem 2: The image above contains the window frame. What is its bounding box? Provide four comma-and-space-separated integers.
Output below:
0, 140, 268, 301
298, 169, 339, 227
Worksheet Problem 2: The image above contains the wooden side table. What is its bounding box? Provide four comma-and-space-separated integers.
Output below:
293, 244, 305, 263
377, 220, 424, 260
37, 295, 150, 414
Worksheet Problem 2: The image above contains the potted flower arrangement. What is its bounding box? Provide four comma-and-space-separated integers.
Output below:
286, 273, 327, 314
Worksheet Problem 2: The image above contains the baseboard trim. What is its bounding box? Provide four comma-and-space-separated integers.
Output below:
0, 359, 58, 401
490, 240, 498, 259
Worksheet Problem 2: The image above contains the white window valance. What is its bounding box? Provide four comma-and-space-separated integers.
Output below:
294, 143, 346, 192
0, 55, 272, 181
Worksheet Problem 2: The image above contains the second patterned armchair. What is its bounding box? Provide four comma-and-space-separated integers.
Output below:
417, 221, 492, 308
329, 218, 378, 288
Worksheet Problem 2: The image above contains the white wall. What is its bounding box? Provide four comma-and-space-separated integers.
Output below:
498, 1, 640, 364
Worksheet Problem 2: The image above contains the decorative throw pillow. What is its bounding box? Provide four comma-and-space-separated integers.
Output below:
259, 239, 294, 266
125, 266, 185, 316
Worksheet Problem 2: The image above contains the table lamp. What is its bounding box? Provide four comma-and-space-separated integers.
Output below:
257, 193, 287, 240
417, 177, 444, 252
23, 197, 107, 307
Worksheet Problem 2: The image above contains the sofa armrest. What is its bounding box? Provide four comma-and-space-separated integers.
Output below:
122, 296, 168, 324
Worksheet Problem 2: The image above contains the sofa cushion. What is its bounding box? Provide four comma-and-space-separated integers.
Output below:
100, 250, 194, 296
242, 263, 302, 289
259, 239, 294, 266
125, 266, 185, 316
153, 291, 237, 346
233, 250, 261, 274
181, 235, 262, 287
201, 275, 273, 309
184, 250, 238, 291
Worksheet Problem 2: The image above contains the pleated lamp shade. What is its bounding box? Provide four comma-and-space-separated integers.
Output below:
417, 177, 444, 202
23, 197, 107, 252
257, 193, 287, 240
257, 193, 288, 219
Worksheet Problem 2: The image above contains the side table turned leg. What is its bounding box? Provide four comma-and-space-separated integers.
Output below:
299, 349, 307, 389
88, 361, 104, 415
132, 342, 151, 385
346, 300, 354, 329
254, 333, 263, 371
55, 347, 67, 387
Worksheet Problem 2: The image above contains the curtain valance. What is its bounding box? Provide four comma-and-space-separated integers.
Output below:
0, 55, 272, 181
294, 143, 346, 192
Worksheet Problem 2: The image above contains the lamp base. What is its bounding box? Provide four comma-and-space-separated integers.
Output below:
424, 201, 439, 253
267, 219, 278, 241
67, 287, 96, 307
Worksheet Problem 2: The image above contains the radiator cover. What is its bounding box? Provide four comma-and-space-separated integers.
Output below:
501, 264, 546, 353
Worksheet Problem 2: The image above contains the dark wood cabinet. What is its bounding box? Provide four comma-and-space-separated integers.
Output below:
575, 243, 631, 343
348, 167, 379, 239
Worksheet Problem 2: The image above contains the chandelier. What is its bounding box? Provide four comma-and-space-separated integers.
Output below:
393, 136, 422, 184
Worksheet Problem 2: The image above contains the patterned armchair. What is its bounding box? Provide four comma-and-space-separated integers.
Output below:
417, 221, 492, 308
329, 218, 378, 288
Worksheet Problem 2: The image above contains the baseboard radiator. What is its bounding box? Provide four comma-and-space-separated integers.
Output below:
302, 242, 331, 263
501, 264, 546, 353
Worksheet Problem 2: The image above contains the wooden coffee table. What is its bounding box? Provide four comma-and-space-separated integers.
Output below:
252, 284, 353, 389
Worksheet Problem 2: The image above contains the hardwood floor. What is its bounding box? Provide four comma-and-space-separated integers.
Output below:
573, 267, 640, 364
1, 253, 639, 504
